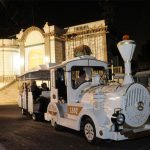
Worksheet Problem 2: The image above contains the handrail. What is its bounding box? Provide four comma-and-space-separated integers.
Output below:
0, 75, 18, 91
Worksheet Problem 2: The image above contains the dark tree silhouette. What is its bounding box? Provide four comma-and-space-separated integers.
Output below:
136, 40, 150, 70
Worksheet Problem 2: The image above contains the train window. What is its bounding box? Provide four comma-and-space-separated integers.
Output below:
71, 66, 106, 89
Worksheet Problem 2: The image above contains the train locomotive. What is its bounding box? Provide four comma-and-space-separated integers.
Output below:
44, 38, 150, 143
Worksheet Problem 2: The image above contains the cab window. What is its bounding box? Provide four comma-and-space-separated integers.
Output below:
71, 66, 106, 89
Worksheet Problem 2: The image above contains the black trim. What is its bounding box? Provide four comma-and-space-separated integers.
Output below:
124, 82, 135, 96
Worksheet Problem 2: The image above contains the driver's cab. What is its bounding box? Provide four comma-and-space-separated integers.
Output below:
48, 56, 107, 120
50, 56, 107, 105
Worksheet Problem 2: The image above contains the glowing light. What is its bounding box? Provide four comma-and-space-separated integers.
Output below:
44, 56, 50, 63
13, 55, 20, 74
109, 97, 120, 100
20, 57, 24, 67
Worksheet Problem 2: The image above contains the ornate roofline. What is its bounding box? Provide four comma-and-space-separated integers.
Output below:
20, 26, 44, 42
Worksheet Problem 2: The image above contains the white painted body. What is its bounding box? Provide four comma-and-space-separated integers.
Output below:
44, 55, 150, 141
18, 90, 39, 114
22, 91, 27, 110
20, 91, 50, 114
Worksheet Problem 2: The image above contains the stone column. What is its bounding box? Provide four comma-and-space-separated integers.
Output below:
50, 35, 55, 63
103, 33, 108, 62
19, 41, 25, 74
16, 29, 25, 74
43, 22, 55, 64
44, 34, 51, 64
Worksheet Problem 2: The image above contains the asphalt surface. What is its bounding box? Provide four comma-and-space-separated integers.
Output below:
0, 105, 150, 150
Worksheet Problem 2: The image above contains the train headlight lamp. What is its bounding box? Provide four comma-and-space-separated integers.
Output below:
111, 109, 125, 126
116, 114, 125, 125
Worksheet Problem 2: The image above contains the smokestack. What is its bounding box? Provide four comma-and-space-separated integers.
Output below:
117, 35, 136, 85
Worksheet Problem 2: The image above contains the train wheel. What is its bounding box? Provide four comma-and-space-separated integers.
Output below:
32, 112, 44, 121
32, 113, 37, 121
21, 109, 26, 115
83, 119, 96, 144
51, 119, 61, 130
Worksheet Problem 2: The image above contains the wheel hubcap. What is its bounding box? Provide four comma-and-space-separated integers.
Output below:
84, 123, 94, 141
32, 114, 35, 120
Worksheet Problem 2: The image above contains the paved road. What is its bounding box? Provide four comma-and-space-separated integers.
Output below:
0, 105, 150, 150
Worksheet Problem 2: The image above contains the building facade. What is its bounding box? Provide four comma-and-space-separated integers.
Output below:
16, 24, 65, 74
0, 39, 19, 85
64, 20, 107, 61
0, 20, 108, 86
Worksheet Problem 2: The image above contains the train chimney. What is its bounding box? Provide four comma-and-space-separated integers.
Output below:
117, 35, 136, 85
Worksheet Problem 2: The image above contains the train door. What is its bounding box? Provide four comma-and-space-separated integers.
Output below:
51, 67, 67, 103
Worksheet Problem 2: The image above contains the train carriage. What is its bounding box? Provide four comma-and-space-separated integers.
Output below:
18, 67, 51, 120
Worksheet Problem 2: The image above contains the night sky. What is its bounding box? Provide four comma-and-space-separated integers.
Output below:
0, 0, 150, 70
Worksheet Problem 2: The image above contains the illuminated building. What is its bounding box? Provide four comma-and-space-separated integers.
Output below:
0, 39, 19, 87
0, 20, 107, 86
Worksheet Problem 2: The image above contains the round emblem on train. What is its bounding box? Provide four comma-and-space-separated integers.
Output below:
137, 101, 144, 111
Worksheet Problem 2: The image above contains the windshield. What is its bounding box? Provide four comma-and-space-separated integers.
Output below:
71, 66, 106, 89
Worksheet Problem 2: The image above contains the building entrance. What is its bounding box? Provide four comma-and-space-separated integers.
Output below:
28, 49, 44, 70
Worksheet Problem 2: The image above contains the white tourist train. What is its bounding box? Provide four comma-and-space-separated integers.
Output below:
18, 39, 150, 143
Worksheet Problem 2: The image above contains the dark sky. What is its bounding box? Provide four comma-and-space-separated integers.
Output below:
0, 0, 150, 65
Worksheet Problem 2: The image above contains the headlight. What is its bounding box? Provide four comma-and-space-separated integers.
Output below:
116, 114, 125, 126
111, 111, 125, 126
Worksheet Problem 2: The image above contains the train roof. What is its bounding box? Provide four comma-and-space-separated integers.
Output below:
18, 65, 51, 80
18, 55, 107, 80
49, 55, 107, 70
